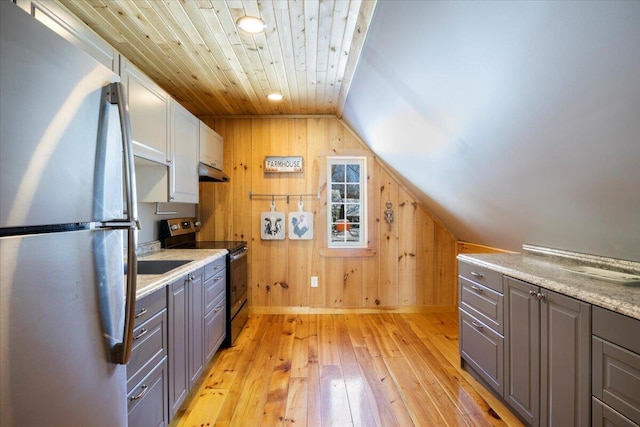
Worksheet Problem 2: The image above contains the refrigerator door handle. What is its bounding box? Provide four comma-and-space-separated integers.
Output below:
107, 82, 139, 365
93, 219, 141, 230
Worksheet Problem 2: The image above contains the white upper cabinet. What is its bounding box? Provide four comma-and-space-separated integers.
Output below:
199, 123, 223, 170
120, 59, 170, 166
16, 0, 119, 72
170, 101, 199, 203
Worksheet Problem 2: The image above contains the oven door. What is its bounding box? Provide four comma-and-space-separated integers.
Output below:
229, 247, 248, 316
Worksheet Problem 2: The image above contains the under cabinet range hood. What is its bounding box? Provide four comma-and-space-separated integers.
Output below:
198, 162, 229, 182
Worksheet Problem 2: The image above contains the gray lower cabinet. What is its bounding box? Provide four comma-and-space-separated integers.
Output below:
168, 267, 203, 419
592, 306, 640, 427
459, 261, 505, 395
504, 276, 591, 427
127, 288, 169, 427
203, 258, 226, 363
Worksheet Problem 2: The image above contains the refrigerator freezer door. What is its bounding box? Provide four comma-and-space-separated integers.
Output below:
0, 229, 127, 426
0, 1, 120, 229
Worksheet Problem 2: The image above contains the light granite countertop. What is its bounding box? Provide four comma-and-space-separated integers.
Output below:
133, 248, 227, 299
458, 249, 640, 320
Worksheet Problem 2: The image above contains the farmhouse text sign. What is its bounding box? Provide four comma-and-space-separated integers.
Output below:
264, 156, 303, 173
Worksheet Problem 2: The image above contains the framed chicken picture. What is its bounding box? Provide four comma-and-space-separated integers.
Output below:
288, 203, 314, 240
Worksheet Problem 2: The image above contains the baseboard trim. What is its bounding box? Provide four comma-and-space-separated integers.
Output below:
249, 305, 457, 315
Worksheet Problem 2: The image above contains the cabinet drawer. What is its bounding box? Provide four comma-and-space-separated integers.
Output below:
593, 397, 640, 427
593, 336, 640, 425
204, 257, 225, 281
128, 357, 169, 427
459, 309, 504, 395
134, 288, 167, 328
204, 269, 226, 314
459, 260, 503, 293
127, 309, 167, 392
204, 295, 226, 362
459, 276, 503, 333
593, 306, 640, 354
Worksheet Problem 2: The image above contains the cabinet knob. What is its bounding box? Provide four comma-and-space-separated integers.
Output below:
529, 290, 537, 297
190, 275, 195, 281
536, 292, 545, 301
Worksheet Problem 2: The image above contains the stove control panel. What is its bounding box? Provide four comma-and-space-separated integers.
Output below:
160, 217, 202, 238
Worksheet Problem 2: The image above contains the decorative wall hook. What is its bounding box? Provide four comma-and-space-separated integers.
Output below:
384, 200, 394, 229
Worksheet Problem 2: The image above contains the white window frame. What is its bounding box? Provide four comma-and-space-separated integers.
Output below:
327, 156, 367, 248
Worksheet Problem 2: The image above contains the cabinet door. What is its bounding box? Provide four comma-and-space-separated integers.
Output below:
504, 277, 540, 426
188, 269, 204, 389
205, 296, 226, 363
199, 122, 223, 169
540, 290, 590, 427
168, 277, 188, 419
127, 358, 169, 427
17, 0, 119, 72
170, 101, 199, 203
121, 59, 169, 165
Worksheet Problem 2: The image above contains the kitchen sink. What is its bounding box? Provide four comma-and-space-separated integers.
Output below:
125, 259, 193, 275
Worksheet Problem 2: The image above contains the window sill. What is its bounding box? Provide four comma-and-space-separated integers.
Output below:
319, 248, 377, 258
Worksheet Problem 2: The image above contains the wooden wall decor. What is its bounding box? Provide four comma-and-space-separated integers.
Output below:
198, 117, 458, 309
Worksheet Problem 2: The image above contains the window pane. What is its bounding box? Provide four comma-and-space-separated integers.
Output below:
331, 184, 344, 202
346, 164, 360, 182
346, 184, 359, 200
331, 164, 345, 182
331, 203, 345, 221
346, 203, 359, 223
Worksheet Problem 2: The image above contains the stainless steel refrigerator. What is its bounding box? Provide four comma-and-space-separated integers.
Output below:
0, 2, 139, 426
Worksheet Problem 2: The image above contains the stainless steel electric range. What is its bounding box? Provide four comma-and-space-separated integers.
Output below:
159, 218, 248, 347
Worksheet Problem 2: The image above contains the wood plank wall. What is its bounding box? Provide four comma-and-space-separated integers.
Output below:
198, 117, 457, 309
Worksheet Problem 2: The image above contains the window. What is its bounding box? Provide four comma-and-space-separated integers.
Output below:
328, 157, 366, 248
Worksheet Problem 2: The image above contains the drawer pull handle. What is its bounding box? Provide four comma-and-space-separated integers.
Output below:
470, 271, 484, 279
130, 385, 149, 401
214, 275, 223, 281
214, 265, 222, 270
471, 321, 483, 330
132, 328, 147, 341
214, 305, 224, 313
470, 285, 483, 293
134, 308, 147, 318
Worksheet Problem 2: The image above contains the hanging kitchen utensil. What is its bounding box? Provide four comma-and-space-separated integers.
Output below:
288, 198, 314, 240
260, 199, 285, 240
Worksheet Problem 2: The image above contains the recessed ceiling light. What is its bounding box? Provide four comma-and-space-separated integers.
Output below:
267, 93, 283, 101
236, 16, 266, 34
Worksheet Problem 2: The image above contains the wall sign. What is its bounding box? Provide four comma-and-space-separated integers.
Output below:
264, 156, 303, 173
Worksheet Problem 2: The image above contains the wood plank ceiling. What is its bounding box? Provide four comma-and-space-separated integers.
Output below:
58, 0, 377, 117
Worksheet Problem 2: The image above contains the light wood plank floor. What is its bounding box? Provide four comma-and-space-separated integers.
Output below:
171, 312, 524, 427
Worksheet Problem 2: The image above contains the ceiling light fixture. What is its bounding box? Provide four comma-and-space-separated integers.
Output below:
236, 16, 266, 34
267, 93, 283, 101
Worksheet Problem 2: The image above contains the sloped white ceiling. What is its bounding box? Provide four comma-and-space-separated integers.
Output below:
343, 0, 640, 262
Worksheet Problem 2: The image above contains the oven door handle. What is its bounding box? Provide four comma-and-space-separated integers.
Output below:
230, 248, 248, 261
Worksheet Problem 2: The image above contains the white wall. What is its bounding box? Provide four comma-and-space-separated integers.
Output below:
344, 1, 640, 261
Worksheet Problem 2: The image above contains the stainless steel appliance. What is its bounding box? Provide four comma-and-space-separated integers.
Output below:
160, 218, 248, 347
0, 3, 139, 426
